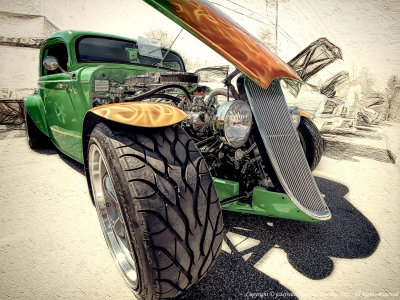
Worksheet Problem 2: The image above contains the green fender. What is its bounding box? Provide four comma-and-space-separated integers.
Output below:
24, 94, 50, 137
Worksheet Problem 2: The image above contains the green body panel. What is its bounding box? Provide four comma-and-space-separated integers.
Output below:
213, 178, 319, 222
25, 30, 185, 163
33, 64, 172, 163
39, 72, 83, 161
213, 178, 239, 201
24, 94, 50, 136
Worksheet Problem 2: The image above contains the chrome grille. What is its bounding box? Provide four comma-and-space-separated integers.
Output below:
245, 79, 330, 220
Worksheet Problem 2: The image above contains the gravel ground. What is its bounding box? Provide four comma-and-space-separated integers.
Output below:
0, 123, 399, 299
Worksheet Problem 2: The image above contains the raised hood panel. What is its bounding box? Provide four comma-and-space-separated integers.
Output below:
143, 0, 301, 88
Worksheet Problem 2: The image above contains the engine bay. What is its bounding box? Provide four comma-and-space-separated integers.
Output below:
90, 69, 273, 199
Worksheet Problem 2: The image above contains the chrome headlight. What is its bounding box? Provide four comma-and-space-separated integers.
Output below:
214, 100, 252, 148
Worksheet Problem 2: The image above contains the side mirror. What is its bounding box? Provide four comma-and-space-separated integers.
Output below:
42, 55, 74, 77
43, 56, 59, 71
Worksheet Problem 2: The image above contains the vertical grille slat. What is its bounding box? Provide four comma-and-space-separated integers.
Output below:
245, 79, 330, 220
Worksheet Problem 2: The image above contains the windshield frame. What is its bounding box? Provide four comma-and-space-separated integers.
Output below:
75, 35, 186, 72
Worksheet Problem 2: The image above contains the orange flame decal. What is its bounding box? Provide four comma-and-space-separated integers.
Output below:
145, 0, 301, 88
89, 102, 187, 127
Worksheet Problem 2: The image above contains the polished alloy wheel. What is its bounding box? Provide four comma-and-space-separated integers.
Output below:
88, 143, 138, 288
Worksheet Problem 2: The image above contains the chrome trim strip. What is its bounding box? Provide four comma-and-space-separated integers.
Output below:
245, 78, 331, 220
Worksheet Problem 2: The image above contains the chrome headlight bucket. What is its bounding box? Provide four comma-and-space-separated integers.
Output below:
214, 100, 252, 148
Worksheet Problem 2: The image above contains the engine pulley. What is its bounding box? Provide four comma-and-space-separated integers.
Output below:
185, 111, 210, 136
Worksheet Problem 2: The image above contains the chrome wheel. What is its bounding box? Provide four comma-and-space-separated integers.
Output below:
88, 142, 138, 288
86, 123, 224, 298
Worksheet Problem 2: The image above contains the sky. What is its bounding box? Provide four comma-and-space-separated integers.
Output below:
2, 0, 399, 90
277, 0, 400, 89
203, 0, 400, 90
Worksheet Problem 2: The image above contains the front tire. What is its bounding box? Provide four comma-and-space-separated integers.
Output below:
298, 117, 324, 171
88, 123, 223, 299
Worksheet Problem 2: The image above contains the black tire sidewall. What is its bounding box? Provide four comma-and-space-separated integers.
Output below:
297, 117, 323, 171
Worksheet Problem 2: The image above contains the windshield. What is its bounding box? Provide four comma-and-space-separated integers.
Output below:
76, 36, 185, 71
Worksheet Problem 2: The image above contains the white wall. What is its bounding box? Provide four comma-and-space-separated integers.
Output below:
0, 46, 39, 95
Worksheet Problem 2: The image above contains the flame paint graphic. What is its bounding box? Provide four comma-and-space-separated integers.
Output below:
144, 0, 301, 88
89, 102, 187, 127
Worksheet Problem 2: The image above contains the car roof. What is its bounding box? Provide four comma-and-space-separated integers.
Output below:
45, 30, 138, 44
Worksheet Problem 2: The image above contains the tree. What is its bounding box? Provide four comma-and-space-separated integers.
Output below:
257, 27, 277, 53
354, 67, 376, 98
386, 75, 400, 121
144, 29, 203, 70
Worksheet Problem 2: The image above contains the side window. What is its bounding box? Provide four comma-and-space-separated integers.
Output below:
42, 43, 68, 76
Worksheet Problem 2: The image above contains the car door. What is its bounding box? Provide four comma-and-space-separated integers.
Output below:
40, 41, 83, 161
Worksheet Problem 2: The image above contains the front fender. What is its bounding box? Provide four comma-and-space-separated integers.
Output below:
81, 102, 187, 203
24, 94, 49, 137
300, 109, 312, 118
82, 101, 187, 161
88, 101, 187, 128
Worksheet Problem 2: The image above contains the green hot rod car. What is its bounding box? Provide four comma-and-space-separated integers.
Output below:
24, 0, 329, 299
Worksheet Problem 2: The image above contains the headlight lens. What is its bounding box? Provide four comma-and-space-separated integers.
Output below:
214, 100, 252, 148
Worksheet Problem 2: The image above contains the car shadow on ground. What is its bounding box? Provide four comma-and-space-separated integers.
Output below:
58, 152, 85, 174
33, 146, 85, 175
324, 139, 395, 164
182, 176, 380, 299
323, 126, 383, 140
31, 143, 380, 299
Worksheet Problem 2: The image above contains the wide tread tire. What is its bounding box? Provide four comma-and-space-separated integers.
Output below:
24, 109, 51, 149
89, 123, 223, 299
298, 117, 324, 171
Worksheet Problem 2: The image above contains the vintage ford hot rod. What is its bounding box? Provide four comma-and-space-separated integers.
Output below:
24, 0, 329, 298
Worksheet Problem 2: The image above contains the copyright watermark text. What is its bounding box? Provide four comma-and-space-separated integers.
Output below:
244, 290, 399, 298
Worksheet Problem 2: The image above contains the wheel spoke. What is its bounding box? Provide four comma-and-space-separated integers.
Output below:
113, 217, 124, 236
113, 217, 128, 246
98, 152, 103, 178
104, 174, 118, 203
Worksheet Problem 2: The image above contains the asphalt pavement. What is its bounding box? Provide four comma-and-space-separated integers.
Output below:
0, 122, 399, 299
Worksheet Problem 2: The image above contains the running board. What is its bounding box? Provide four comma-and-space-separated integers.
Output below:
245, 78, 331, 220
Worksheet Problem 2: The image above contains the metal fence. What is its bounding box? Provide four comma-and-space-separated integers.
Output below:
0, 100, 25, 125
